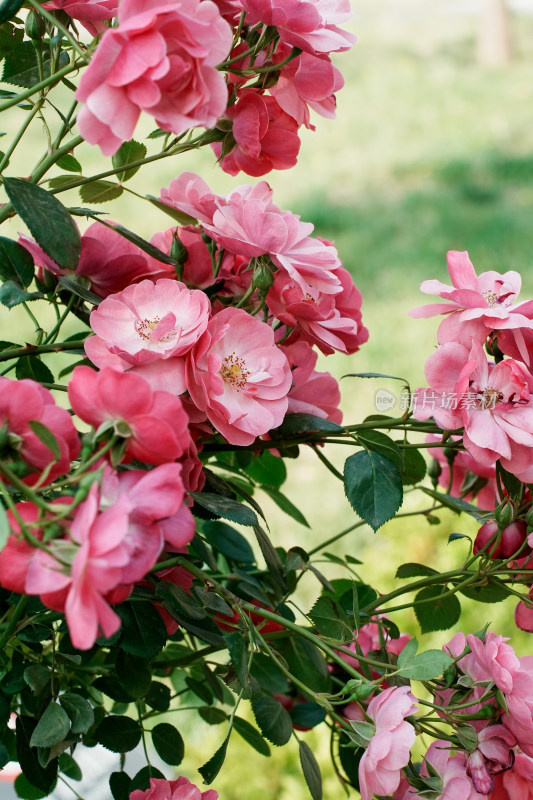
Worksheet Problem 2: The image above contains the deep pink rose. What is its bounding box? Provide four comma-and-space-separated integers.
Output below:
186, 307, 291, 445
270, 47, 344, 128
240, 0, 355, 55
473, 520, 529, 560
465, 725, 515, 795
76, 0, 232, 155
0, 377, 80, 485
281, 340, 342, 423
68, 366, 192, 465
498, 752, 533, 799
358, 685, 417, 800
130, 776, 218, 800
419, 742, 484, 800
213, 90, 301, 177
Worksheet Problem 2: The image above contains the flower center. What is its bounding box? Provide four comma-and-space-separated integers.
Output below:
483, 290, 498, 307
480, 387, 503, 410
135, 313, 176, 344
220, 353, 250, 390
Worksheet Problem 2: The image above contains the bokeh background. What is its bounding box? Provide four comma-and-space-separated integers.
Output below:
2, 1, 533, 797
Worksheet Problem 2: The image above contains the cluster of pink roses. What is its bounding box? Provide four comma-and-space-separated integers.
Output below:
73, 0, 354, 174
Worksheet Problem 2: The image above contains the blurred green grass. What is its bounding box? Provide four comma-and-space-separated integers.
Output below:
2, 2, 533, 796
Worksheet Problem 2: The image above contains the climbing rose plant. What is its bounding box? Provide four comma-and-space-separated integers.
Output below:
0, 3, 532, 800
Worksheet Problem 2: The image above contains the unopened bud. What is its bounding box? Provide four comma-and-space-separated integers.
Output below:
170, 232, 188, 266
252, 260, 274, 292
25, 10, 46, 40
495, 500, 514, 528
428, 458, 442, 488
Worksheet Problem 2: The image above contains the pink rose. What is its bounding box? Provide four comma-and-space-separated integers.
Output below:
149, 227, 215, 289
130, 776, 218, 800
420, 742, 484, 800
281, 340, 342, 423
68, 366, 192, 466
358, 685, 417, 800
426, 434, 497, 511
76, 0, 232, 155
43, 0, 118, 35
85, 278, 210, 394
186, 307, 291, 445
213, 90, 301, 177
240, 0, 355, 55
0, 377, 80, 485
499, 752, 533, 799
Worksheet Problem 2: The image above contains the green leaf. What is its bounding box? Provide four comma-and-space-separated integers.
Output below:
273, 413, 344, 436
128, 767, 165, 794
396, 563, 438, 579
28, 420, 60, 461
146, 194, 197, 225
224, 632, 250, 689
277, 638, 330, 693
355, 430, 402, 470
202, 520, 255, 563
117, 601, 167, 658
398, 446, 427, 485
99, 222, 180, 266
198, 707, 228, 725
299, 740, 323, 800
157, 586, 225, 646
233, 716, 270, 756
30, 703, 70, 748
112, 140, 147, 182
116, 652, 152, 700
460, 579, 511, 604
58, 695, 93, 736
16, 356, 54, 384
344, 451, 403, 531
343, 371, 407, 382
195, 586, 234, 617
421, 487, 487, 521
414, 585, 461, 633
0, 280, 33, 306
0, 502, 9, 553
95, 716, 142, 753
109, 772, 132, 800
145, 682, 171, 712
156, 582, 206, 620
396, 638, 453, 680
0, 235, 34, 286
58, 275, 101, 306
290, 703, 326, 730
192, 493, 258, 527
48, 175, 79, 190
253, 525, 287, 592
56, 155, 82, 173
250, 653, 289, 695
261, 485, 310, 527
199, 736, 230, 784
16, 716, 57, 794
309, 596, 352, 640
13, 773, 49, 800
79, 180, 123, 204
23, 665, 50, 694
245, 450, 287, 488
58, 753, 82, 781
4, 178, 81, 271
151, 723, 184, 766
0, 0, 24, 25
252, 695, 293, 746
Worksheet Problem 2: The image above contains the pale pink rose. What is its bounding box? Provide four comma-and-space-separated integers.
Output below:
85, 278, 210, 394
240, 0, 355, 55
421, 742, 484, 800
68, 366, 191, 465
410, 251, 533, 363
0, 377, 79, 485
466, 633, 521, 695
413, 341, 533, 478
499, 752, 533, 799
268, 266, 367, 354
159, 174, 342, 296
186, 307, 291, 445
43, 0, 118, 34
358, 685, 417, 800
213, 90, 301, 177
76, 0, 232, 156
130, 776, 218, 800
270, 46, 344, 128
466, 725, 515, 794
149, 227, 215, 289
426, 434, 497, 511
281, 340, 342, 423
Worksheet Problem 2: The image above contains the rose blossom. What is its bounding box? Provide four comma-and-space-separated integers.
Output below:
85, 278, 210, 394
281, 340, 342, 422
213, 90, 301, 177
0, 377, 79, 485
76, 0, 232, 156
160, 174, 342, 296
149, 226, 215, 289
410, 250, 533, 363
358, 685, 417, 800
426, 434, 497, 511
240, 0, 355, 55
418, 742, 484, 800
494, 752, 533, 799
465, 725, 515, 794
130, 776, 218, 800
68, 366, 191, 465
186, 307, 291, 445
43, 0, 118, 35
